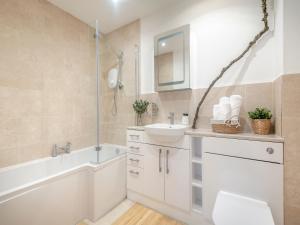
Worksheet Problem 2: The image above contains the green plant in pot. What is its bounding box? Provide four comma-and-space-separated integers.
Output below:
133, 99, 150, 126
248, 107, 272, 135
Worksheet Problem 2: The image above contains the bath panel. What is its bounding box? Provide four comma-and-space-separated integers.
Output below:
0, 145, 127, 225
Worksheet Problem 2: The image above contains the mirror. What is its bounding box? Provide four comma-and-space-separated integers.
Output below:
154, 25, 190, 92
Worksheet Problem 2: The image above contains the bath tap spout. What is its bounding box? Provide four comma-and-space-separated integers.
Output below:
52, 142, 72, 157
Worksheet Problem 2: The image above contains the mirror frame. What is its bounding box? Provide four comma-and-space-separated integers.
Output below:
154, 24, 190, 92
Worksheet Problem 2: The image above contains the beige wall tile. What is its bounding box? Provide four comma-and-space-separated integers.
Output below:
243, 83, 274, 130
273, 77, 282, 136
285, 205, 300, 225
100, 21, 140, 145
282, 74, 300, 118
0, 0, 96, 168
143, 83, 274, 133
244, 83, 273, 110
281, 74, 300, 225
0, 147, 19, 168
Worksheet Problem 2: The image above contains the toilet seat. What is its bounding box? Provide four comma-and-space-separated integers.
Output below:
213, 191, 275, 225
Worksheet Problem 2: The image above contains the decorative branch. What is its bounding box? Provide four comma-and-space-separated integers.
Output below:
192, 0, 269, 129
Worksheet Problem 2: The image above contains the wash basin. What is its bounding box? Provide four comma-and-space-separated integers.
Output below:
144, 123, 187, 137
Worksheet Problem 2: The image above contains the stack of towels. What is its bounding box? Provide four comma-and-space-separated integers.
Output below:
213, 95, 242, 122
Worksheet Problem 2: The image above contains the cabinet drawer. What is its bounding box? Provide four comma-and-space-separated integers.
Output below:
127, 166, 144, 194
127, 130, 143, 142
127, 142, 144, 155
203, 137, 283, 164
127, 153, 144, 168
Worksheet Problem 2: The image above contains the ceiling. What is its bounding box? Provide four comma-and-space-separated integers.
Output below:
48, 0, 182, 34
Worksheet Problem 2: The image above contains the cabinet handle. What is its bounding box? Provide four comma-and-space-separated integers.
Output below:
129, 146, 140, 151
159, 149, 162, 172
266, 147, 274, 154
129, 170, 139, 175
129, 158, 140, 162
129, 135, 140, 140
166, 150, 170, 174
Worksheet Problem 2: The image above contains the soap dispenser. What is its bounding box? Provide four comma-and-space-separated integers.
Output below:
181, 113, 189, 125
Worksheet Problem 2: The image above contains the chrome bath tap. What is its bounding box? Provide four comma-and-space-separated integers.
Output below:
52, 142, 72, 157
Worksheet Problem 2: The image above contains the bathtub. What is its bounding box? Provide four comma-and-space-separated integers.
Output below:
0, 144, 127, 225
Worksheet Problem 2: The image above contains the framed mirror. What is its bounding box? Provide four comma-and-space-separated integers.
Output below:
154, 25, 190, 92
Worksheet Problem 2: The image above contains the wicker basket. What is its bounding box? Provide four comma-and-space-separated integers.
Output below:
251, 119, 271, 135
211, 119, 242, 134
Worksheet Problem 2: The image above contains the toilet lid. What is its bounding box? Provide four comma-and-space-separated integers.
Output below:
213, 191, 275, 225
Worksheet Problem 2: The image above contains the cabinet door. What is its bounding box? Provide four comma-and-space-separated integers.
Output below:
143, 144, 165, 202
165, 148, 190, 211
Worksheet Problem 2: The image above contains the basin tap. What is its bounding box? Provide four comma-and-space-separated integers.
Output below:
168, 112, 175, 125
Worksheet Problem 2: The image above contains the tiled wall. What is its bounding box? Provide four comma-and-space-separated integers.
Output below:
100, 21, 140, 145
142, 82, 276, 133
0, 0, 96, 168
0, 0, 282, 168
281, 74, 300, 225
98, 20, 277, 143
274, 76, 283, 136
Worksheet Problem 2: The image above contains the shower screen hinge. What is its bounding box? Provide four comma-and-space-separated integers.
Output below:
95, 146, 102, 151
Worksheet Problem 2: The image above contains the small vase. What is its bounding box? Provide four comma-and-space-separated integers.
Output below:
251, 119, 271, 135
137, 114, 143, 126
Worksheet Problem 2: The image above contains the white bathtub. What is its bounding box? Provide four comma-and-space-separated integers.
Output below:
0, 144, 127, 225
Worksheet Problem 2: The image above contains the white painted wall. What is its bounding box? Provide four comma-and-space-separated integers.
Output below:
283, 0, 300, 74
140, 0, 283, 94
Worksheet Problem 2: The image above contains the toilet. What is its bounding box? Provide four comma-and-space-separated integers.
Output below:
212, 191, 275, 225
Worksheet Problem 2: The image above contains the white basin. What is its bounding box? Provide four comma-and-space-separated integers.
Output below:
144, 123, 187, 137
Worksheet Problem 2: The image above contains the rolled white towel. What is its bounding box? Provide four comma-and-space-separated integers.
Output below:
213, 104, 221, 120
230, 95, 242, 105
230, 95, 242, 121
219, 96, 230, 105
219, 103, 231, 121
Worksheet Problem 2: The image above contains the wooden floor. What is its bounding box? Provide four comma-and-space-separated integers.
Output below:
112, 203, 184, 225
78, 203, 184, 225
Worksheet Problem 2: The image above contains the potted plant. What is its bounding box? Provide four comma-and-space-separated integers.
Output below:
133, 99, 150, 126
248, 107, 272, 135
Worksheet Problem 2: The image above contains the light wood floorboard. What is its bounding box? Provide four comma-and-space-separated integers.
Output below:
77, 203, 185, 225
112, 203, 185, 225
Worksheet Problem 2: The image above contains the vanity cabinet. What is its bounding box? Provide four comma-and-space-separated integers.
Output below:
164, 147, 190, 211
127, 128, 284, 225
127, 130, 191, 211
143, 145, 164, 202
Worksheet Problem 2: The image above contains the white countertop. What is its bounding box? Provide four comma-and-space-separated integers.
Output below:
127, 126, 284, 143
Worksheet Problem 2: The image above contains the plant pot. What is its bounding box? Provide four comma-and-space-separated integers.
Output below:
251, 119, 271, 135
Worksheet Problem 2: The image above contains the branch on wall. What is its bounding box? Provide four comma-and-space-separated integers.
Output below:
192, 0, 270, 129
